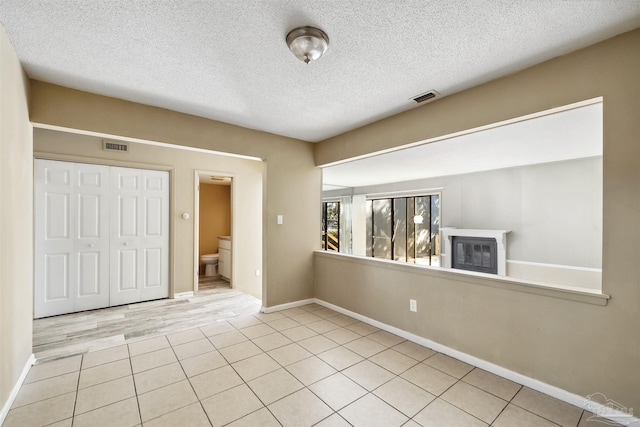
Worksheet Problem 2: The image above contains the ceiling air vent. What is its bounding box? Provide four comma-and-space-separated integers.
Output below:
412, 90, 439, 104
103, 140, 129, 153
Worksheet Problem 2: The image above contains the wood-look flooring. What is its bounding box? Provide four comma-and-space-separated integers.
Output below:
33, 276, 260, 363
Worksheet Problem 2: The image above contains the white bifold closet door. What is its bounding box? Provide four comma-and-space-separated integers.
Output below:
110, 167, 169, 306
34, 160, 169, 318
34, 160, 110, 318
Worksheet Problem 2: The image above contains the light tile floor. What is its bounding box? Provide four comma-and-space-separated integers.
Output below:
5, 303, 620, 426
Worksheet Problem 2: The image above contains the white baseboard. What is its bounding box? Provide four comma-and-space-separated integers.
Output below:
174, 291, 194, 299
0, 354, 35, 425
314, 299, 639, 427
261, 298, 315, 313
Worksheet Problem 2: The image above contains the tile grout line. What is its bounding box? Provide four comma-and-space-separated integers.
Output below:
172, 330, 216, 427
133, 336, 206, 425
224, 307, 479, 425
221, 307, 333, 425
69, 355, 82, 427
126, 344, 144, 427
326, 334, 493, 426
293, 330, 395, 423
222, 315, 289, 425
507, 393, 570, 427
490, 378, 524, 426
363, 348, 433, 423
138, 334, 200, 425
264, 306, 344, 426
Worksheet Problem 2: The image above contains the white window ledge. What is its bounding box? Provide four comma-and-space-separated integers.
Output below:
314, 251, 610, 306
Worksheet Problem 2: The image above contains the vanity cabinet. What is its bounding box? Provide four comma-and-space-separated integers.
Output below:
218, 237, 231, 280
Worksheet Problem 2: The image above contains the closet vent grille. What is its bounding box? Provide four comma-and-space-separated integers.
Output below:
103, 140, 129, 153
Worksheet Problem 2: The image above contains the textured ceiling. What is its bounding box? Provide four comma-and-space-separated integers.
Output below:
0, 1, 639, 142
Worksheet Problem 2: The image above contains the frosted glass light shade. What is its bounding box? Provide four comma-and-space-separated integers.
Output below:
286, 26, 329, 64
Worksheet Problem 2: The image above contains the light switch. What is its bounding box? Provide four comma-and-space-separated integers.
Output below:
277, 215, 283, 225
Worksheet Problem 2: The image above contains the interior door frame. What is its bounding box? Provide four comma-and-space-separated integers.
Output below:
34, 153, 176, 299
193, 170, 235, 293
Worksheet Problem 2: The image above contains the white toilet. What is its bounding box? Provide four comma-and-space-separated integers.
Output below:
200, 253, 219, 276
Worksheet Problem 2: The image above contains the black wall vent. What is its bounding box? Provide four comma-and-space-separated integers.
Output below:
412, 90, 439, 104
103, 140, 129, 153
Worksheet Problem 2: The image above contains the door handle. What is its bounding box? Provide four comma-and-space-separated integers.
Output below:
124, 242, 128, 246
89, 244, 95, 248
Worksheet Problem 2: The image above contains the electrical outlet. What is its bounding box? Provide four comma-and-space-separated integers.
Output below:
277, 215, 283, 225
410, 299, 417, 312
255, 269, 261, 277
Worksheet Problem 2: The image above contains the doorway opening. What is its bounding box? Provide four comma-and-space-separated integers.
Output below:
194, 171, 233, 293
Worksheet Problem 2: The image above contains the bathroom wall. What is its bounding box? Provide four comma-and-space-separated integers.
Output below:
199, 183, 231, 258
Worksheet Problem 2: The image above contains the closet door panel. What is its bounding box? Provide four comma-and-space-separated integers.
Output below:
74, 163, 110, 312
140, 170, 169, 300
145, 248, 162, 287
118, 249, 138, 289
43, 253, 70, 300
118, 196, 138, 237
35, 160, 75, 318
77, 252, 100, 295
110, 167, 143, 306
35, 160, 110, 317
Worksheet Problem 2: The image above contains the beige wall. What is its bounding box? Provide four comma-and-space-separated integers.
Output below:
33, 128, 263, 298
314, 29, 640, 409
199, 183, 231, 258
29, 81, 321, 307
0, 25, 33, 414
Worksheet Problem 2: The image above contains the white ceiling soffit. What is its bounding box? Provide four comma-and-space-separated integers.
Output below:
0, 2, 638, 143
322, 102, 602, 189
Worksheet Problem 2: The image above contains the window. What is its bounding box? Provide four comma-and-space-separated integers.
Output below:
366, 194, 440, 266
321, 201, 340, 251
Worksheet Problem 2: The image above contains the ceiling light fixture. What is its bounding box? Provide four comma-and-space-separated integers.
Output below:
286, 26, 329, 64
